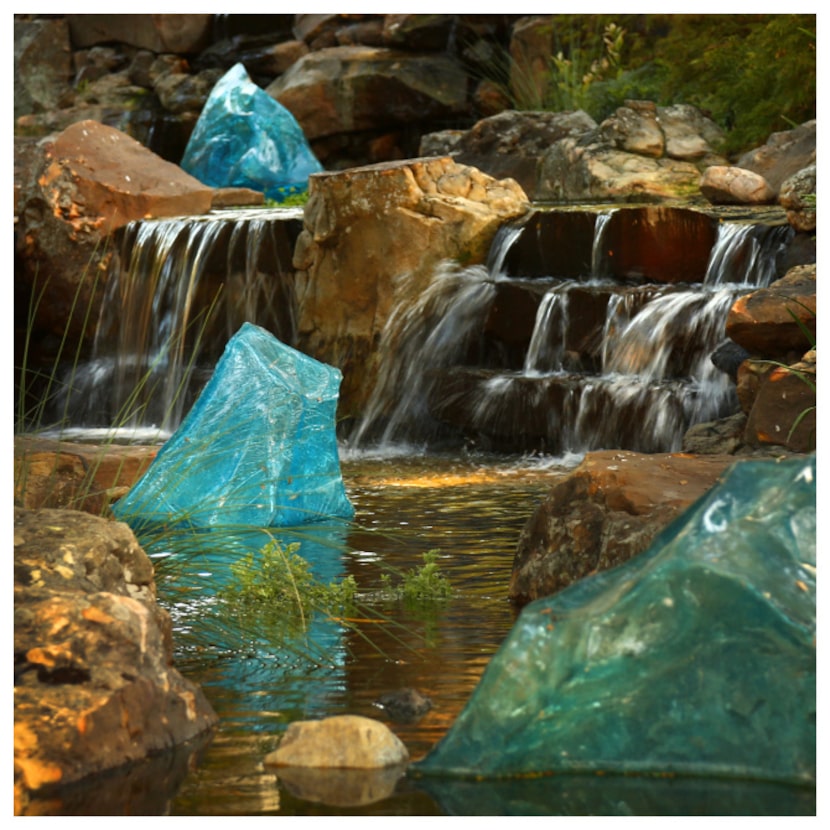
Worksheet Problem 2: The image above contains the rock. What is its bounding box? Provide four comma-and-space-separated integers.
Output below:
538, 137, 704, 203
509, 450, 738, 604
700, 165, 776, 205
14, 436, 157, 514
292, 156, 529, 417
681, 412, 748, 455
17, 120, 215, 343
374, 688, 433, 723
446, 109, 598, 199
266, 45, 469, 148
264, 715, 409, 768
743, 351, 816, 453
152, 67, 223, 115
14, 17, 72, 119
658, 103, 725, 161
14, 508, 217, 801
600, 100, 664, 158
417, 454, 816, 785
725, 263, 816, 358
736, 120, 816, 194
181, 63, 323, 201
66, 13, 213, 53
112, 322, 354, 531
779, 165, 816, 233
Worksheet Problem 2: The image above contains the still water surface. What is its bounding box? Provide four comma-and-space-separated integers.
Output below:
165, 452, 565, 815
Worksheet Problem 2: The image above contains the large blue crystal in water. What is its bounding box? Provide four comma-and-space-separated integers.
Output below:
414, 454, 815, 786
112, 323, 354, 529
180, 62, 322, 201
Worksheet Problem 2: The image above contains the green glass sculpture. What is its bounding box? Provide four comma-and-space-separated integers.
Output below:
414, 454, 815, 786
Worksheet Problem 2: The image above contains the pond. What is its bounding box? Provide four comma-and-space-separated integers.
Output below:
131, 451, 812, 817
161, 451, 568, 815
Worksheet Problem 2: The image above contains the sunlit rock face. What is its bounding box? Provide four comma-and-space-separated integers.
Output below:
415, 454, 816, 786
14, 507, 218, 804
292, 156, 529, 417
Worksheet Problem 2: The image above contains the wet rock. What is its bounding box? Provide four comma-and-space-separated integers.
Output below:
374, 688, 433, 724
601, 206, 717, 284
681, 412, 748, 455
700, 165, 776, 205
152, 67, 223, 115
17, 119, 214, 343
779, 165, 816, 233
710, 339, 750, 381
292, 156, 529, 417
509, 450, 738, 604
13, 436, 157, 515
726, 263, 816, 359
14, 508, 217, 801
264, 715, 409, 768
742, 350, 816, 453
736, 119, 816, 194
419, 454, 816, 784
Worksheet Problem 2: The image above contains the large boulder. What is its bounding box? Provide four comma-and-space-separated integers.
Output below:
266, 45, 470, 163
779, 164, 816, 233
292, 156, 529, 417
699, 165, 776, 205
417, 454, 816, 785
726, 263, 817, 359
14, 17, 72, 120
14, 507, 218, 806
736, 120, 816, 194
430, 109, 598, 199
17, 120, 215, 343
66, 13, 213, 54
536, 100, 726, 203
509, 450, 738, 604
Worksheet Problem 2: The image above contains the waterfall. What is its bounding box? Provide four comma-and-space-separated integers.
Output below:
704, 221, 793, 287
357, 210, 792, 456
53, 207, 302, 436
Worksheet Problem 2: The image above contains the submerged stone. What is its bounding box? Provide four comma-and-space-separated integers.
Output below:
414, 454, 815, 786
112, 322, 354, 529
180, 62, 322, 201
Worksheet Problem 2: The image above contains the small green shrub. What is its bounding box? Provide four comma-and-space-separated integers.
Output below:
224, 539, 358, 620
379, 550, 453, 605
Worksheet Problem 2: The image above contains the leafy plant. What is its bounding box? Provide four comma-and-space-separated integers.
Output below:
379, 550, 453, 605
223, 539, 358, 621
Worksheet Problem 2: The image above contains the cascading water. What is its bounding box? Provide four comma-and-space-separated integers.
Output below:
51, 207, 302, 438
352, 209, 794, 455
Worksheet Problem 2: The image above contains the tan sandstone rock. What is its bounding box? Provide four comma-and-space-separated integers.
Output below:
265, 715, 409, 769
293, 156, 529, 417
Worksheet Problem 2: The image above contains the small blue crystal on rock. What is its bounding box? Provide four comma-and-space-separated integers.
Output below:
414, 454, 815, 786
113, 322, 354, 530
181, 62, 322, 201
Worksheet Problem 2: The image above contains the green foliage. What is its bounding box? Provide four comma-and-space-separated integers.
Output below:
648, 14, 816, 154
379, 550, 453, 605
224, 539, 358, 620
479, 14, 815, 156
